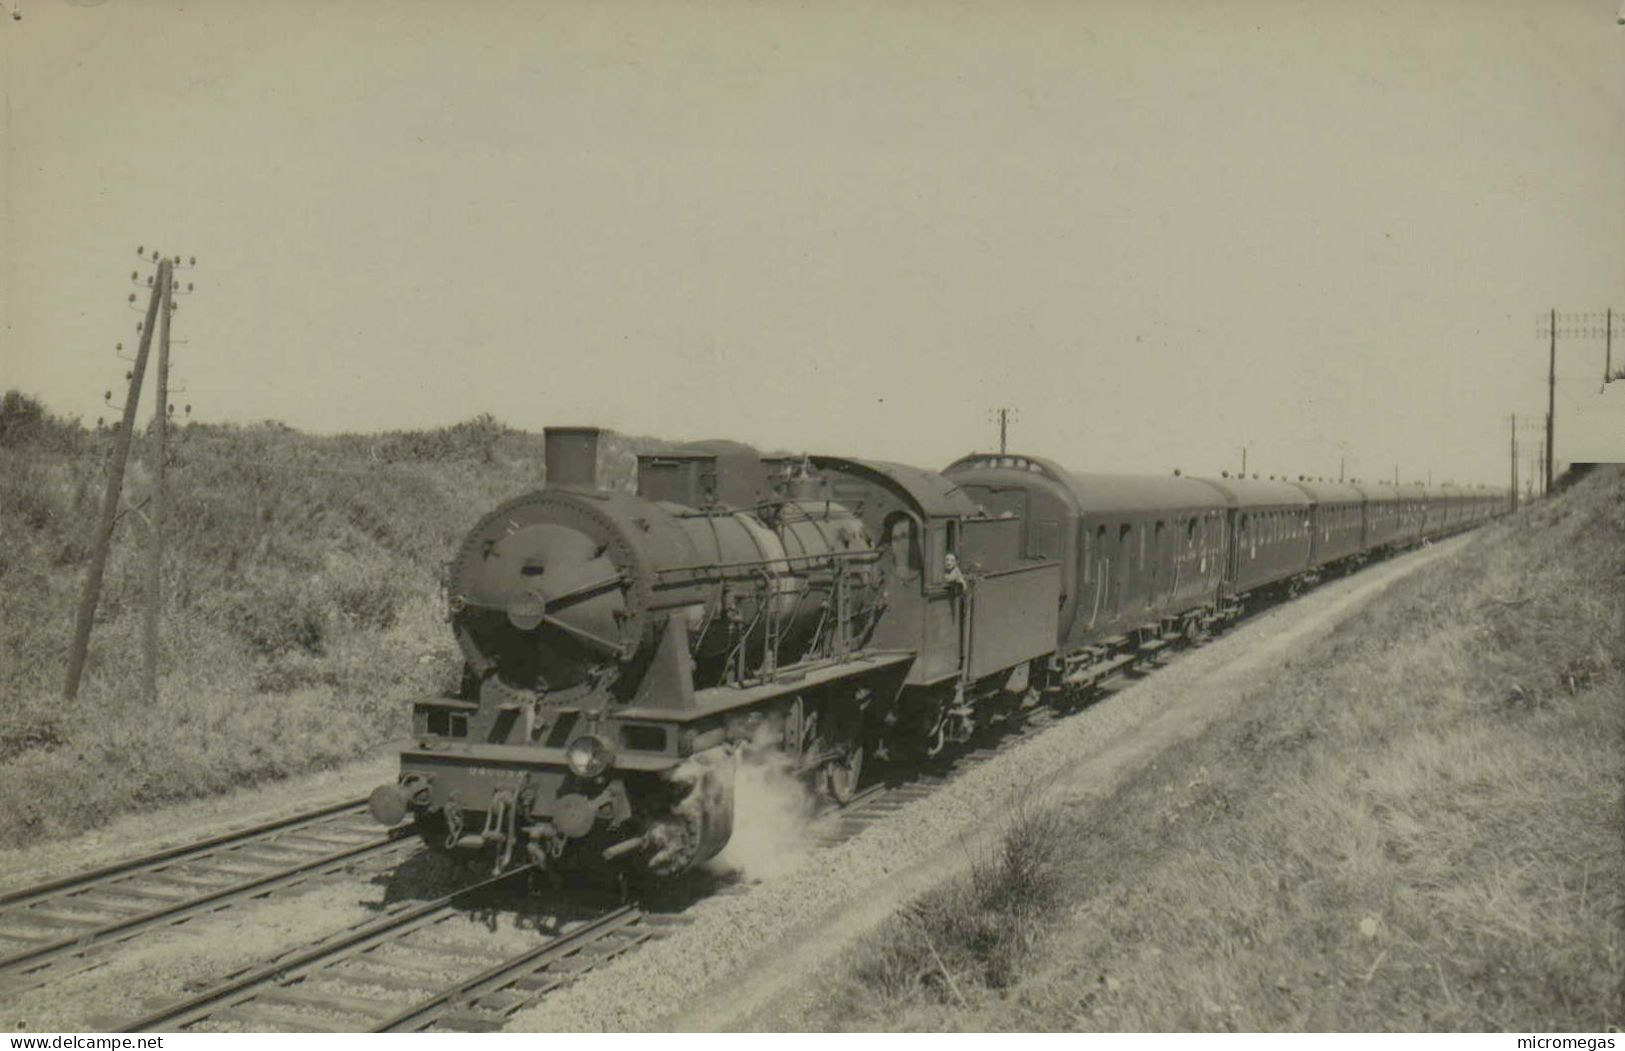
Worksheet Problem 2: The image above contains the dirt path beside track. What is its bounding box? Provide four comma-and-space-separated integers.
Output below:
512, 539, 1461, 1032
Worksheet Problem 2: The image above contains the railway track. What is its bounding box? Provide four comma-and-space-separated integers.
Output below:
0, 798, 415, 994
19, 629, 1206, 1032
124, 869, 683, 1033
107, 708, 1076, 1034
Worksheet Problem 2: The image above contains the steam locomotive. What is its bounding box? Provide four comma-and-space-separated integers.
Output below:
367, 427, 1508, 877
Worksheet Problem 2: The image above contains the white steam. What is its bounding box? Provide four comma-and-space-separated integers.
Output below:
708, 740, 819, 882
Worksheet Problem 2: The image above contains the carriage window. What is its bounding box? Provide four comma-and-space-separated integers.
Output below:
927, 525, 950, 586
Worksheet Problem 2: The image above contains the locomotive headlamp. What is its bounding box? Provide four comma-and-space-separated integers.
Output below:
565, 734, 614, 778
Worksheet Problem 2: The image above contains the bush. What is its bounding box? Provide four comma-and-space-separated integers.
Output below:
0, 390, 86, 453
375, 413, 511, 464
227, 584, 327, 658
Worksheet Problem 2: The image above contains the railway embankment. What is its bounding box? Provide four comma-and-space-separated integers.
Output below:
766, 465, 1624, 1031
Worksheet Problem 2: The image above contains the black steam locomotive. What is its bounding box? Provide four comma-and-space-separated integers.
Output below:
367, 427, 1507, 877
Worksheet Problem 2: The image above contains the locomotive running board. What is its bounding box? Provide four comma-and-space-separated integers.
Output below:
612, 651, 917, 723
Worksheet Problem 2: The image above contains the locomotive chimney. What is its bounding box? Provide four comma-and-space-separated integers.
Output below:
544, 426, 601, 489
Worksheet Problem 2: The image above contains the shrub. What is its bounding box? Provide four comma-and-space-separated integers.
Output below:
1, 390, 88, 454
227, 584, 327, 659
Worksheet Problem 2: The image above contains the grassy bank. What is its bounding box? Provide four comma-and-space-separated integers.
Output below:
789, 466, 1624, 1031
0, 392, 665, 847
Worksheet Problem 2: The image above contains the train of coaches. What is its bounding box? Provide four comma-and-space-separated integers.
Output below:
367, 428, 1508, 878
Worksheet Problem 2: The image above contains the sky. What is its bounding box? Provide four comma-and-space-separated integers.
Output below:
3, 0, 1623, 487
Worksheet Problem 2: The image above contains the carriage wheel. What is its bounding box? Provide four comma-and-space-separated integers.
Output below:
822, 736, 865, 804
818, 701, 866, 804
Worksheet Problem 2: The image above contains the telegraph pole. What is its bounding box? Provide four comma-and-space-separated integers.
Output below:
1546, 308, 1556, 494
1537, 307, 1622, 488
1606, 308, 1614, 390
988, 406, 1017, 454
1509, 413, 1518, 511
140, 260, 174, 704
65, 255, 163, 700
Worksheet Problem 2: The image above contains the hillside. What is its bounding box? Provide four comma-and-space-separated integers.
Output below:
778, 465, 1624, 1031
0, 392, 670, 846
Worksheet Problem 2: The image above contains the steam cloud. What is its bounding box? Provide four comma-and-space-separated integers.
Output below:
708, 736, 819, 882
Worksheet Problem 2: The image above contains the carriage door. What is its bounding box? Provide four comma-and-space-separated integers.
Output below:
1227, 511, 1245, 591
1085, 524, 1108, 628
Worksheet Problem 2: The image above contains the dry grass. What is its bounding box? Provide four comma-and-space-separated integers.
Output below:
791, 466, 1624, 1031
0, 392, 667, 846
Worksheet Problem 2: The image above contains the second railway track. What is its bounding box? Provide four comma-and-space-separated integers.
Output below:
123, 869, 683, 1034
0, 798, 415, 994
104, 704, 1085, 1034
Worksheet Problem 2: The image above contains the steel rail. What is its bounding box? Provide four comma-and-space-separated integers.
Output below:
0, 798, 415, 986
373, 905, 645, 1033
0, 836, 414, 979
0, 797, 369, 908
